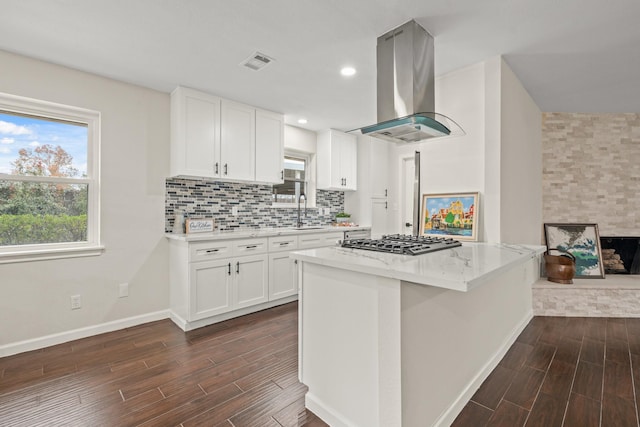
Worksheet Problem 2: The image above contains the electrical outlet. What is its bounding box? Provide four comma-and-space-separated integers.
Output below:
323, 207, 330, 215
70, 295, 81, 310
231, 206, 239, 216
119, 282, 129, 298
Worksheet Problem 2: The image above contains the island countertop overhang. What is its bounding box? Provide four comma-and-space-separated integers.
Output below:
290, 242, 546, 292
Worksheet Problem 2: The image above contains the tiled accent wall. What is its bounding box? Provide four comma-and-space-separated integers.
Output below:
542, 113, 640, 236
165, 178, 344, 232
539, 114, 640, 317
533, 278, 640, 317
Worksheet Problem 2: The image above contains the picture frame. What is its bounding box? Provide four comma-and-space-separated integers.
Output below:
185, 218, 215, 233
543, 223, 605, 278
420, 192, 479, 241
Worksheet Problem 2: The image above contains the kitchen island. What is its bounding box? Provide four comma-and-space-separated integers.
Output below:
291, 243, 545, 427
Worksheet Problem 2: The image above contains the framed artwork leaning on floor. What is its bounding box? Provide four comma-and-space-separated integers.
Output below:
544, 223, 605, 278
420, 192, 479, 241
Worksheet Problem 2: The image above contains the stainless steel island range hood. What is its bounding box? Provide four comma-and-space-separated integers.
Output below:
351, 20, 464, 143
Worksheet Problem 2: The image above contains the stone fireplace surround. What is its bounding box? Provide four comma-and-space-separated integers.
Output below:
536, 112, 640, 316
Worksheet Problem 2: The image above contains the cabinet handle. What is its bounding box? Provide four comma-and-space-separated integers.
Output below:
245, 245, 257, 249
228, 262, 231, 275
295, 260, 298, 264
385, 189, 388, 197
385, 201, 388, 209
236, 261, 240, 274
215, 162, 219, 174
224, 163, 228, 175
281, 170, 284, 180
279, 242, 289, 246
206, 249, 219, 253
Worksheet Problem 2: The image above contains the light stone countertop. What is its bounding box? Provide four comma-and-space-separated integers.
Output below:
165, 225, 370, 242
290, 242, 546, 292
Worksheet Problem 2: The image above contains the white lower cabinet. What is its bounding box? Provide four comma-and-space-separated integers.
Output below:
191, 259, 232, 320
169, 229, 358, 330
269, 253, 298, 300
234, 254, 269, 308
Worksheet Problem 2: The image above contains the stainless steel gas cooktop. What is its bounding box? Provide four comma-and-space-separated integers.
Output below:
341, 234, 462, 256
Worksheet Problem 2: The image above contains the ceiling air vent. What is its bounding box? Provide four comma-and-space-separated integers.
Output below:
241, 51, 274, 71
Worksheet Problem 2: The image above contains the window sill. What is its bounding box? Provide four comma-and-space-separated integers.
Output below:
0, 245, 105, 264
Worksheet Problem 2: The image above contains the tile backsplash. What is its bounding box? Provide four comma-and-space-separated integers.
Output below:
165, 178, 344, 232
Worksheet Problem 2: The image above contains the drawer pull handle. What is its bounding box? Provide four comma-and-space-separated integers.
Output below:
236, 261, 240, 274
228, 263, 231, 275
245, 245, 257, 249
205, 249, 219, 253
279, 242, 290, 246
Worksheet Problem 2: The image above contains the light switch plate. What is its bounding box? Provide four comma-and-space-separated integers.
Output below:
232, 206, 239, 216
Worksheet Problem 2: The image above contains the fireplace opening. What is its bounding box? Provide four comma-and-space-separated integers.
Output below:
600, 237, 640, 275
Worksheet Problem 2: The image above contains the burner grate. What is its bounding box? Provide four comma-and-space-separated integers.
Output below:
341, 234, 461, 255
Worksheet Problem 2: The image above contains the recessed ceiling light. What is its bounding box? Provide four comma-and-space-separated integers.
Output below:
340, 66, 356, 77
298, 118, 308, 124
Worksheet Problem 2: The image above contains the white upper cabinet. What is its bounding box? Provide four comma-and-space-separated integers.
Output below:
220, 100, 256, 181
170, 86, 283, 184
171, 87, 221, 178
369, 136, 390, 199
255, 109, 284, 184
317, 129, 357, 191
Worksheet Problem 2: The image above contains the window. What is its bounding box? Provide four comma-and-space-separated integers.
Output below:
272, 154, 308, 206
0, 92, 101, 262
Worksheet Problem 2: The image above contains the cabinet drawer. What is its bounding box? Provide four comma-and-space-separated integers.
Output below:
322, 232, 343, 247
268, 235, 299, 252
297, 234, 325, 249
190, 241, 233, 262
232, 238, 268, 256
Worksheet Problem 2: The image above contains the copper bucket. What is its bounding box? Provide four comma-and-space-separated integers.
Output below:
544, 248, 576, 284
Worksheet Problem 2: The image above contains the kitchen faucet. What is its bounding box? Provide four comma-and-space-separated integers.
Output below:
297, 194, 306, 227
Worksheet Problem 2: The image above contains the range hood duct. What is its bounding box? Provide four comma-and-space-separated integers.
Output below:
351, 20, 464, 144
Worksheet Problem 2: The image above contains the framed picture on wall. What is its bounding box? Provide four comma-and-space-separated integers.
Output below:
544, 223, 605, 278
420, 192, 479, 241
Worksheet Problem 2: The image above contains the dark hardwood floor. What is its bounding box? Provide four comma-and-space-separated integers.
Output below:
0, 302, 327, 427
3, 307, 640, 427
453, 316, 640, 427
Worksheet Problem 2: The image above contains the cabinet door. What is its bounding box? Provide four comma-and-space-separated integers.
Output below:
329, 131, 345, 189
340, 133, 358, 191
371, 199, 390, 239
234, 254, 268, 308
268, 253, 298, 300
255, 109, 284, 184
221, 100, 255, 181
370, 137, 389, 198
190, 259, 232, 320
171, 87, 221, 177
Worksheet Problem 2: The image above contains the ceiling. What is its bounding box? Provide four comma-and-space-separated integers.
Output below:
2, 0, 640, 132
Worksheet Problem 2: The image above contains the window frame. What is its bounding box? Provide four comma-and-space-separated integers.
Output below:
272, 151, 312, 208
0, 92, 102, 263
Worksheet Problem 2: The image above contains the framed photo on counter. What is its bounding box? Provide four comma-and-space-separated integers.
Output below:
420, 192, 479, 241
544, 223, 605, 278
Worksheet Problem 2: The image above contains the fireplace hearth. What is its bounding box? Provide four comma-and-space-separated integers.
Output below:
600, 236, 640, 274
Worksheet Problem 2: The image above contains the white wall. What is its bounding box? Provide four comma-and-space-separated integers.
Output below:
384, 57, 541, 244
389, 62, 487, 237
499, 59, 542, 244
0, 50, 170, 353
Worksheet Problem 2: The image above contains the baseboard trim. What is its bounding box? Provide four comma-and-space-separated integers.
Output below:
0, 310, 170, 358
434, 309, 534, 427
170, 296, 298, 331
305, 392, 353, 427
